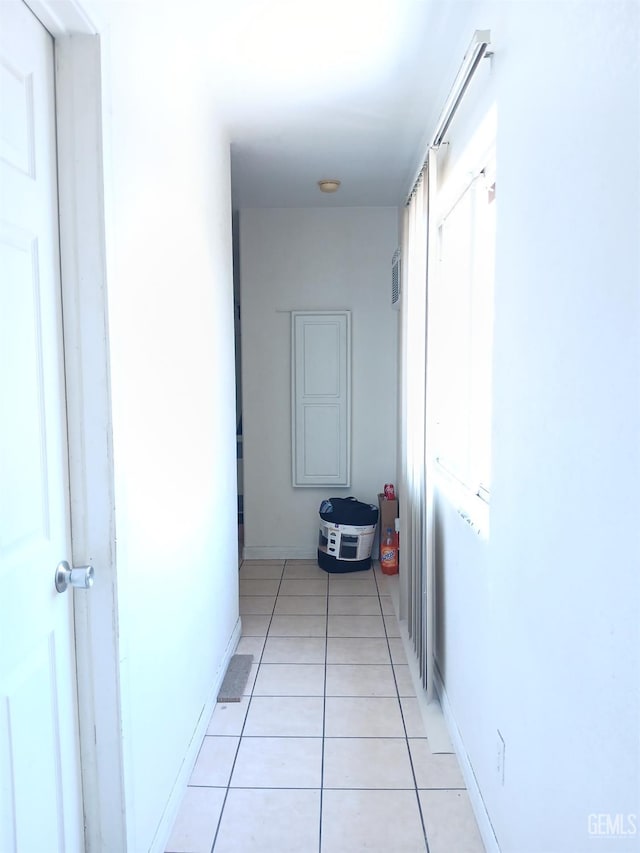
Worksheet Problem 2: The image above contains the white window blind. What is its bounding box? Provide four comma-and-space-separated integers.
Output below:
433, 163, 496, 500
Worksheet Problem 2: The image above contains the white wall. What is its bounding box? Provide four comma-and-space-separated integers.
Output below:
426, 3, 640, 852
240, 207, 398, 558
89, 3, 239, 850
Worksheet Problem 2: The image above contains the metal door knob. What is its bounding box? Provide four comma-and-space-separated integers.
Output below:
55, 561, 94, 593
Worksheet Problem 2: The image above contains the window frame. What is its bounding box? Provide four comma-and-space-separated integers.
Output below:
431, 144, 496, 527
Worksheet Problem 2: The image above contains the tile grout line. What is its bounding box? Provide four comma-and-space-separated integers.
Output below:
318, 562, 330, 853
209, 561, 437, 852
374, 564, 431, 853
209, 560, 287, 852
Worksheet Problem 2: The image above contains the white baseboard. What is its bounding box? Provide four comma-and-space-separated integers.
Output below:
384, 573, 500, 852
242, 545, 316, 560
434, 665, 501, 853
151, 617, 242, 853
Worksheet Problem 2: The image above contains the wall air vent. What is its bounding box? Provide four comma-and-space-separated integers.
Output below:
391, 248, 401, 310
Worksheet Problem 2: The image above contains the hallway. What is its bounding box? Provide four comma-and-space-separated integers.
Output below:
165, 560, 485, 852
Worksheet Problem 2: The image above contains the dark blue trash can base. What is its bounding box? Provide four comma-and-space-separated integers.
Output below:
317, 550, 372, 574
317, 497, 378, 574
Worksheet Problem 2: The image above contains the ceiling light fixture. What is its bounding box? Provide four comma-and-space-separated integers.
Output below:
318, 179, 341, 193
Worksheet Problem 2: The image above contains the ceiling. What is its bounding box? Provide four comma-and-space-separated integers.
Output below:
202, 0, 475, 208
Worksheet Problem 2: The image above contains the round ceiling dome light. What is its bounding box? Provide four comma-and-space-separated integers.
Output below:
318, 179, 341, 193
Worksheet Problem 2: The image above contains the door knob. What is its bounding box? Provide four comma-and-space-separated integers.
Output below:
55, 561, 94, 593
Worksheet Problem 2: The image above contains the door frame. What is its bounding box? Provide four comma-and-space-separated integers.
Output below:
24, 2, 126, 850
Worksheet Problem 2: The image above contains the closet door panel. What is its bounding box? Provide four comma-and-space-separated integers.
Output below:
292, 311, 350, 487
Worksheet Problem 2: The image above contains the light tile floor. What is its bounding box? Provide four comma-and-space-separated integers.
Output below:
166, 559, 485, 853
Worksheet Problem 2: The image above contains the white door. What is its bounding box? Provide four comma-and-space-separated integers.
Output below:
0, 2, 85, 851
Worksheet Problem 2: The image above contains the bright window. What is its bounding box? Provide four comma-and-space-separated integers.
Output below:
432, 154, 496, 503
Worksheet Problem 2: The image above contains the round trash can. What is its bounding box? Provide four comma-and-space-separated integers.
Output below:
317, 497, 378, 573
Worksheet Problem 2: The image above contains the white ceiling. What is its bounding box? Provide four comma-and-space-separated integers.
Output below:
203, 0, 475, 208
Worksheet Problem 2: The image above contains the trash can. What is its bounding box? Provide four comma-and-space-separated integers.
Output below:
317, 497, 378, 573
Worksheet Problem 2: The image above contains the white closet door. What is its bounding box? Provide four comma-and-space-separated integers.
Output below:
292, 311, 351, 487
0, 2, 84, 850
